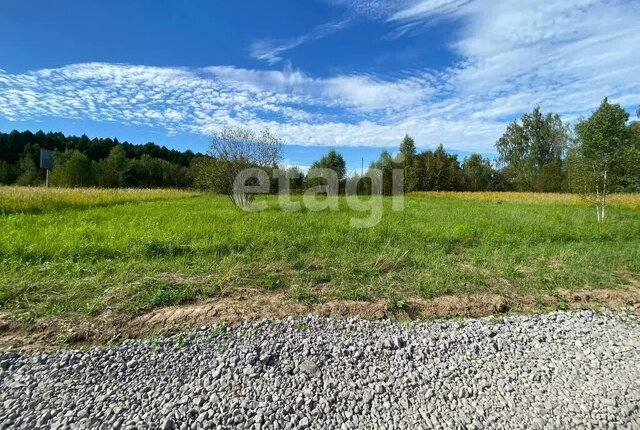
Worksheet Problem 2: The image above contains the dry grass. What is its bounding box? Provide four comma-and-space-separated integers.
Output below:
409, 191, 640, 209
0, 186, 201, 214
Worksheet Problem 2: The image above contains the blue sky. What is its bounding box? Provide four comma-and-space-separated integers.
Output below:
1, 0, 639, 172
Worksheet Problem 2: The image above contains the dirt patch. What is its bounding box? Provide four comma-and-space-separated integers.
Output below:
1, 286, 638, 351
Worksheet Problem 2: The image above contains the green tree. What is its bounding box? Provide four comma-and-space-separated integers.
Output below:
97, 145, 128, 187
569, 98, 630, 221
370, 150, 395, 195
462, 154, 493, 191
310, 150, 347, 181
0, 160, 16, 184
194, 127, 282, 206
415, 144, 461, 191
399, 134, 418, 192
50, 150, 96, 187
496, 106, 567, 191
16, 151, 41, 186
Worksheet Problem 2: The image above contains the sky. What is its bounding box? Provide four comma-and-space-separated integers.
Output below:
1, 0, 639, 172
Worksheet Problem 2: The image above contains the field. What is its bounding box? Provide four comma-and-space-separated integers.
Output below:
1, 186, 640, 345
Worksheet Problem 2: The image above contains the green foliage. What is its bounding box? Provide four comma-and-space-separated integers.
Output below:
0, 130, 198, 188
97, 145, 128, 187
575, 98, 629, 163
311, 150, 347, 181
292, 286, 320, 305
462, 154, 493, 191
496, 106, 568, 191
0, 160, 16, 184
399, 134, 418, 192
51, 150, 96, 187
194, 127, 282, 206
369, 150, 396, 195
15, 151, 42, 186
569, 98, 635, 219
387, 292, 408, 312
416, 144, 462, 191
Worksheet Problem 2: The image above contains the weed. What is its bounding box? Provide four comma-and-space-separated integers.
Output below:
387, 293, 409, 312
292, 287, 319, 305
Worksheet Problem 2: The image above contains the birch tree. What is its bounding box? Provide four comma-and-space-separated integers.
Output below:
570, 98, 630, 222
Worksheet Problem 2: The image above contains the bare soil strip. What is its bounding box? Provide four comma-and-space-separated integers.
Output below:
1, 286, 639, 351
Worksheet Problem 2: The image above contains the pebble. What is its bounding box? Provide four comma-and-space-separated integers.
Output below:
0, 311, 638, 429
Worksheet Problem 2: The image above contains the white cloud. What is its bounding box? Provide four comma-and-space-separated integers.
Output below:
249, 18, 351, 64
0, 0, 639, 153
388, 0, 471, 22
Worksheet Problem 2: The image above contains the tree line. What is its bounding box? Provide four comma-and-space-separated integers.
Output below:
0, 130, 197, 187
361, 100, 639, 195
1, 98, 638, 199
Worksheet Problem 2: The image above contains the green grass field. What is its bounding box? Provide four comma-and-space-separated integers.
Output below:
1, 186, 639, 323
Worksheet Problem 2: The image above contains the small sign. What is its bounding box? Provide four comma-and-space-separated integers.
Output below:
40, 149, 54, 169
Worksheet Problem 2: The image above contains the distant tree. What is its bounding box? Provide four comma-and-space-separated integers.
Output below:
569, 98, 630, 221
310, 150, 347, 181
415, 144, 461, 191
489, 168, 512, 191
190, 156, 215, 190
308, 150, 347, 194
0, 129, 200, 187
0, 160, 16, 185
496, 106, 568, 191
629, 121, 640, 148
50, 150, 96, 187
284, 166, 305, 193
196, 126, 282, 206
97, 145, 128, 187
462, 154, 493, 191
399, 134, 418, 192
15, 151, 41, 186
370, 150, 395, 195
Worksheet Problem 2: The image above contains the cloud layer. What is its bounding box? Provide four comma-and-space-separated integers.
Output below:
1, 0, 639, 152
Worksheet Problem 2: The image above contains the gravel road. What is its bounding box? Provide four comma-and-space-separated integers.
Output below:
1, 310, 639, 429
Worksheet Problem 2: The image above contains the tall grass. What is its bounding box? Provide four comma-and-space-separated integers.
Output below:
0, 186, 201, 215
1, 190, 639, 321
410, 191, 640, 209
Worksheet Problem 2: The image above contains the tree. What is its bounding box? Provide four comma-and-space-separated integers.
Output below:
308, 150, 347, 194
399, 134, 418, 192
0, 160, 16, 185
310, 150, 347, 181
569, 98, 630, 222
284, 166, 305, 193
462, 154, 493, 191
496, 106, 567, 191
415, 145, 461, 191
370, 150, 395, 195
195, 126, 282, 206
50, 150, 96, 187
97, 145, 128, 187
15, 151, 41, 186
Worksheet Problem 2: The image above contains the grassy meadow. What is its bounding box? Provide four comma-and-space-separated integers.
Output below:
0, 186, 201, 215
1, 186, 639, 323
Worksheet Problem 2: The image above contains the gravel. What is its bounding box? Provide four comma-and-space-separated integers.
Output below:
1, 310, 639, 429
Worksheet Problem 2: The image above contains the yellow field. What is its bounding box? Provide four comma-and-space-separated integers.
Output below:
0, 186, 201, 214
410, 191, 640, 209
